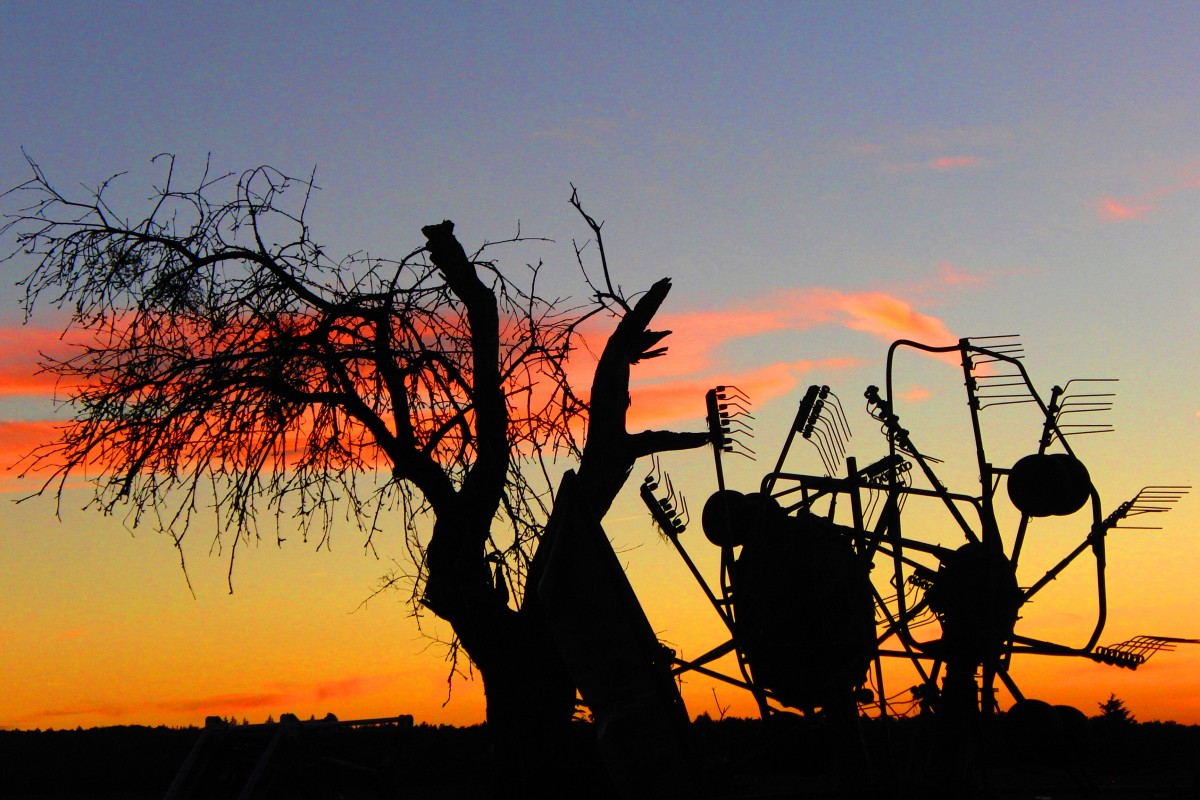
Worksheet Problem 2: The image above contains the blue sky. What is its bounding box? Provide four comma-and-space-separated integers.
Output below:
1, 2, 1198, 728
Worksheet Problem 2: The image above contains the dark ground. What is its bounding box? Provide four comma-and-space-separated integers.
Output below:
2, 714, 1198, 799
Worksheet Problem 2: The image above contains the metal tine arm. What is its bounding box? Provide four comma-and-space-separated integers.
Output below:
706, 386, 756, 467
714, 398, 754, 418
967, 334, 1025, 367
639, 458, 737, 633
1045, 378, 1118, 439
1108, 485, 1190, 528
765, 385, 818, 492
824, 388, 853, 442
1092, 635, 1200, 669
799, 386, 853, 476
640, 457, 689, 537
807, 423, 841, 477
713, 384, 751, 404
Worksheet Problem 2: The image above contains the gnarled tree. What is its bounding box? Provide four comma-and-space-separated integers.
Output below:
2, 156, 708, 784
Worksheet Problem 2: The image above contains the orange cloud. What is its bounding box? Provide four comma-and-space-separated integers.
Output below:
627, 357, 860, 429
934, 261, 987, 289
0, 324, 82, 397
931, 156, 981, 170
0, 419, 60, 469
835, 291, 955, 344
1096, 170, 1200, 222
624, 286, 959, 383
897, 386, 932, 403
0, 283, 961, 488
1097, 197, 1152, 222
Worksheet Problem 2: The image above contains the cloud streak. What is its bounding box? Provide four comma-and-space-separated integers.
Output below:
930, 156, 982, 170
0, 282, 965, 459
1097, 197, 1152, 222
560, 280, 966, 429
1096, 171, 1200, 222
630, 285, 959, 382
627, 357, 860, 428
0, 324, 83, 397
0, 420, 60, 469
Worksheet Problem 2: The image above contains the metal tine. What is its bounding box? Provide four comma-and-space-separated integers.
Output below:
639, 456, 690, 536
1093, 635, 1200, 668
1128, 485, 1189, 511
671, 485, 690, 534
863, 484, 883, 528
973, 351, 1026, 367
644, 455, 671, 495
970, 334, 1023, 343
977, 394, 1038, 410
716, 405, 754, 421
1108, 486, 1190, 529
823, 387, 853, 442
721, 438, 757, 459
714, 399, 755, 418
1054, 378, 1118, 436
969, 334, 1025, 367
974, 372, 1036, 405
660, 472, 679, 514
798, 386, 853, 475
714, 384, 751, 404
818, 411, 849, 460
807, 419, 842, 476
663, 470, 688, 533
707, 385, 757, 460
976, 342, 1024, 352
720, 416, 756, 435
1057, 424, 1115, 436
641, 465, 659, 494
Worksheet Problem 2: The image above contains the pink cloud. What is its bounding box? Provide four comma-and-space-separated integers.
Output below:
1097, 197, 1152, 222
834, 291, 957, 345
1, 284, 964, 476
1096, 169, 1200, 222
897, 386, 933, 403
934, 261, 987, 289
623, 286, 959, 383
627, 357, 860, 428
0, 420, 60, 468
931, 156, 981, 170
0, 324, 82, 396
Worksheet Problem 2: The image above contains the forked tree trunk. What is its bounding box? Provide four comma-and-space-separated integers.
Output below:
421, 222, 707, 795
423, 513, 580, 797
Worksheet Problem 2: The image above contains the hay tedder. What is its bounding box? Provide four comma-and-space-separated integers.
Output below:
636, 335, 1195, 726
540, 334, 1194, 794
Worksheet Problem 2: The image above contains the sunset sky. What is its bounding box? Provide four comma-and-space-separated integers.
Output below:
1, 3, 1198, 731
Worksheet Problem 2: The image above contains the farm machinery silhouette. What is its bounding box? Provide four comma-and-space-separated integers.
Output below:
637, 335, 1195, 725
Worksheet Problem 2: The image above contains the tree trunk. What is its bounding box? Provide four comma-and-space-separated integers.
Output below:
423, 513, 579, 797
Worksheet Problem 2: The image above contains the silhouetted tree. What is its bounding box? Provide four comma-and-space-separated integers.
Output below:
1, 156, 708, 785
1097, 693, 1135, 724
